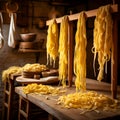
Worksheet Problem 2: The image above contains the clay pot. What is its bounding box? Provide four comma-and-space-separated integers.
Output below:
20, 33, 37, 42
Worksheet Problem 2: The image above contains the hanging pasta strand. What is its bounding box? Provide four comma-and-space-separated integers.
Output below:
74, 11, 87, 91
59, 16, 69, 87
46, 19, 59, 67
92, 5, 113, 81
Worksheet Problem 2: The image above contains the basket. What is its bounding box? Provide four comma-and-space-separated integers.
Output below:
6, 2, 19, 13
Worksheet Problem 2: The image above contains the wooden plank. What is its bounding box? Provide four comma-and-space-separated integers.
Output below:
68, 22, 73, 87
10, 73, 21, 80
111, 14, 118, 99
86, 79, 120, 94
18, 48, 46, 53
16, 76, 59, 84
15, 79, 120, 120
46, 4, 118, 25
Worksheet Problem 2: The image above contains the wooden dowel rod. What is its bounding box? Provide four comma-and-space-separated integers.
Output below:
0, 10, 21, 13
46, 4, 118, 25
111, 14, 118, 99
0, 10, 7, 13
68, 22, 73, 87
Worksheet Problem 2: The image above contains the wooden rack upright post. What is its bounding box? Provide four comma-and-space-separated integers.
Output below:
46, 4, 118, 98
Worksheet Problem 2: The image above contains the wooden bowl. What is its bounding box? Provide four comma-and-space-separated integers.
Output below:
42, 69, 58, 77
22, 71, 42, 78
20, 33, 37, 42
19, 42, 35, 49
19, 41, 44, 49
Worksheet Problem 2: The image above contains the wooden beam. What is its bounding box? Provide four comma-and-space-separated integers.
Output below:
111, 14, 118, 99
68, 22, 74, 87
46, 4, 118, 25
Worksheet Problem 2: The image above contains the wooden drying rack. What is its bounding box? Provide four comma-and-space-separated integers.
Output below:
46, 4, 118, 99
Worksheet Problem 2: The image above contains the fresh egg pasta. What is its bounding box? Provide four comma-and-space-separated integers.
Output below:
92, 4, 113, 81
59, 16, 69, 87
46, 19, 59, 67
74, 11, 87, 91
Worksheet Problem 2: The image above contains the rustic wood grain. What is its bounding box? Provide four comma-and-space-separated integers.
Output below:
15, 79, 120, 120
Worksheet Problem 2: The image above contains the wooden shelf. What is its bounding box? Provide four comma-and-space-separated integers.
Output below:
18, 48, 46, 63
18, 48, 46, 53
50, 2, 71, 6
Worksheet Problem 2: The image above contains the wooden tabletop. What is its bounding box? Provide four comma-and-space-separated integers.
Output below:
15, 79, 120, 120
18, 48, 46, 53
16, 76, 59, 84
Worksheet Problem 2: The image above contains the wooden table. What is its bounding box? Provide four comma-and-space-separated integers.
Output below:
16, 76, 59, 85
15, 79, 120, 120
2, 73, 58, 120
2, 73, 21, 120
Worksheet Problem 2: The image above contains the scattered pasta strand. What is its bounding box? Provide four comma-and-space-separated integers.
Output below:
59, 16, 69, 87
92, 4, 113, 81
23, 83, 64, 95
2, 66, 22, 82
46, 19, 59, 67
74, 11, 87, 91
57, 91, 119, 112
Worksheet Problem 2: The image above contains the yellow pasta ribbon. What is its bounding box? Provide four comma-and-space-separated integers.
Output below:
22, 63, 47, 72
92, 4, 113, 81
74, 11, 87, 91
59, 16, 69, 87
23, 83, 63, 95
2, 66, 22, 82
57, 91, 118, 112
46, 19, 59, 67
